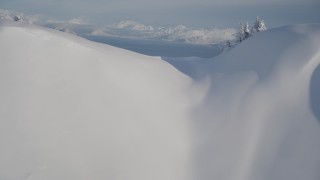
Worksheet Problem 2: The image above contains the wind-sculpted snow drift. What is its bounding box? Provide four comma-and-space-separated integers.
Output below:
0, 22, 319, 180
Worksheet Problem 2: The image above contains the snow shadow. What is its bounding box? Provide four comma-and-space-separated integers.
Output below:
310, 64, 320, 123
162, 57, 209, 79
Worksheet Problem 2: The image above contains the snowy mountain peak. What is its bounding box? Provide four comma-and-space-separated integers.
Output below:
114, 20, 154, 31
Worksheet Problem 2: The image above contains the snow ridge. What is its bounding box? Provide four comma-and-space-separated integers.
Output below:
0, 22, 320, 180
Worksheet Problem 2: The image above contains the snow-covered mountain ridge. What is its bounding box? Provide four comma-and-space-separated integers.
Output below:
108, 20, 236, 44
0, 22, 320, 180
0, 9, 236, 45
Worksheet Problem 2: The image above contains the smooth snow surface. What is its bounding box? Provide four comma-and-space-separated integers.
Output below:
0, 22, 320, 180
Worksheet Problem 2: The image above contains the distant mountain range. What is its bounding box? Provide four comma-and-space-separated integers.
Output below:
0, 8, 236, 45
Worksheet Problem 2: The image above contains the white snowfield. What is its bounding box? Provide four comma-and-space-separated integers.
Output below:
0, 22, 319, 180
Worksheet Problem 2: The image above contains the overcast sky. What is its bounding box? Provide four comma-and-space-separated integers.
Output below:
0, 0, 319, 28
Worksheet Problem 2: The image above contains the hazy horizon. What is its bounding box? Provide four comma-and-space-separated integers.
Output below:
1, 0, 319, 28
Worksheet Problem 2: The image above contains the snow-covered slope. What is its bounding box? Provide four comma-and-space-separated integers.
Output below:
189, 24, 320, 180
0, 22, 197, 180
0, 22, 320, 180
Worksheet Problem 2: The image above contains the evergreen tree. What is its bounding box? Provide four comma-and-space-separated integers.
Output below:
244, 22, 251, 39
237, 22, 246, 43
235, 17, 267, 46
252, 16, 267, 33
237, 22, 251, 43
